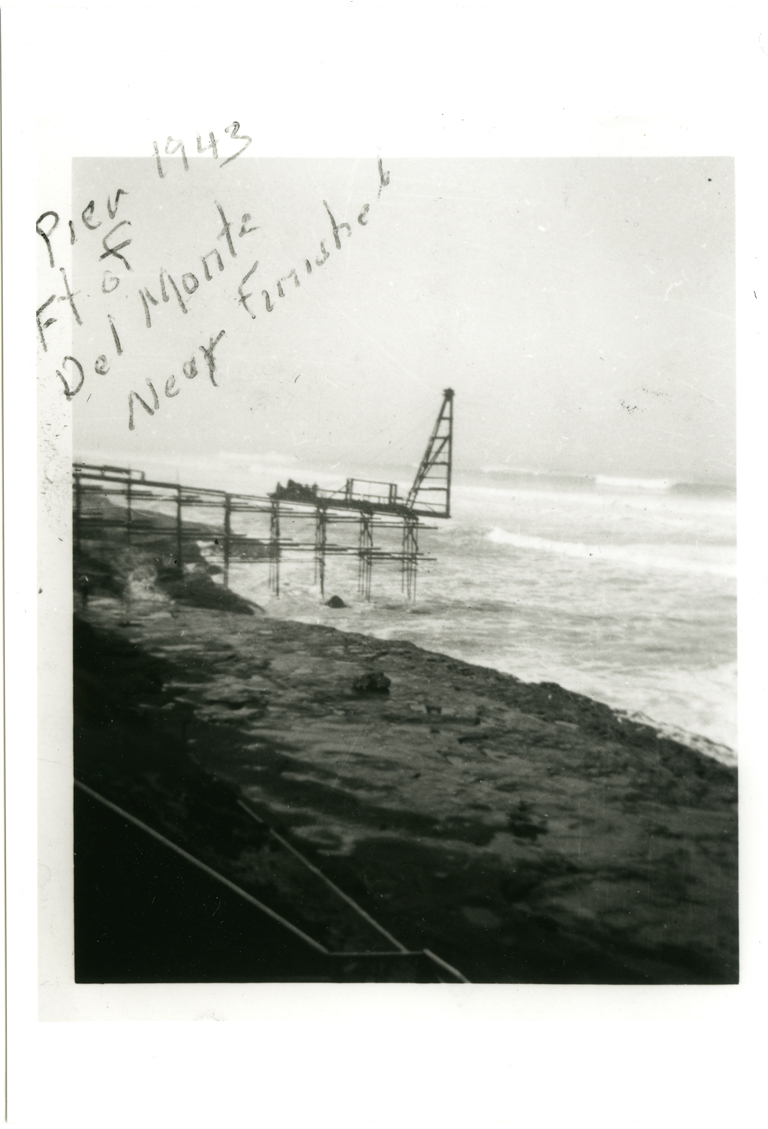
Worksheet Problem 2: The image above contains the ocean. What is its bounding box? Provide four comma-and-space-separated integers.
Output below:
80, 451, 737, 764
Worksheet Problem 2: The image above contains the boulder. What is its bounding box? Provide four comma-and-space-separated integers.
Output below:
352, 671, 391, 695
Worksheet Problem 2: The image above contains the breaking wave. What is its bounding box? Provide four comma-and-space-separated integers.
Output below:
594, 474, 673, 491
486, 527, 736, 578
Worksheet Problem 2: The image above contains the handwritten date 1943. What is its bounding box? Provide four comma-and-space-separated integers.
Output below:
153, 122, 251, 178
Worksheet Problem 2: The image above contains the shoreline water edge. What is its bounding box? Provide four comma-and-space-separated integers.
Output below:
75, 451, 738, 756
72, 501, 738, 984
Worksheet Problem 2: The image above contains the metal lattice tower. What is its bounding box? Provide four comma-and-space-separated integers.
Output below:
406, 389, 454, 517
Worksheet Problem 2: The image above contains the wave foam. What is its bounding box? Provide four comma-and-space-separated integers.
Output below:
615, 710, 736, 766
486, 527, 736, 577
595, 475, 673, 491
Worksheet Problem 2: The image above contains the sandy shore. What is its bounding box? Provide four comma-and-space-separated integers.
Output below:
73, 506, 738, 983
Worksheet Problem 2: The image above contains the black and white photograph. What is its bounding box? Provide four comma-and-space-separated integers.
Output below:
62, 154, 737, 985
6, 5, 767, 1127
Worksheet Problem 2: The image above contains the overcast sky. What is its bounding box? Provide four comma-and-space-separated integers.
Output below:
66, 156, 734, 482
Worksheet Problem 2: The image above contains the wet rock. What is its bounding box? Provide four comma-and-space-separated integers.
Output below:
507, 800, 548, 841
163, 573, 261, 615
352, 671, 391, 695
462, 906, 503, 929
71, 509, 739, 983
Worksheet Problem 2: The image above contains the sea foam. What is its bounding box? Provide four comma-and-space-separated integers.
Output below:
486, 527, 736, 578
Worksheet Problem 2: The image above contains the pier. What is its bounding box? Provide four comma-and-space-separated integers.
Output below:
73, 389, 454, 600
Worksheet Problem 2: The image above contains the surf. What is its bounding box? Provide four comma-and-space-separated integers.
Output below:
486, 527, 736, 578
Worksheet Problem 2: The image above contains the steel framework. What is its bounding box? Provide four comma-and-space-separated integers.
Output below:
73, 390, 455, 601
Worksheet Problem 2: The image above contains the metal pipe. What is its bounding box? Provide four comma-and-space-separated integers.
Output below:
237, 799, 409, 953
75, 780, 329, 953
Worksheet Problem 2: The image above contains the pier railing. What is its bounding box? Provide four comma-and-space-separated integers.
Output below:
73, 463, 436, 600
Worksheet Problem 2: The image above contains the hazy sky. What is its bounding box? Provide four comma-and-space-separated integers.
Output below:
63, 156, 734, 481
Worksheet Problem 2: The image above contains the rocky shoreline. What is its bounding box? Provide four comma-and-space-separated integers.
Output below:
73, 506, 738, 983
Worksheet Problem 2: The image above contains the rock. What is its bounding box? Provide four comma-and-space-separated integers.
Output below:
162, 573, 261, 615
461, 906, 503, 929
352, 671, 391, 695
326, 595, 347, 608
